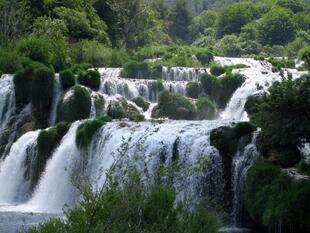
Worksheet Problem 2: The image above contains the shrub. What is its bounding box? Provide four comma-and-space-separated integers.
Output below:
31, 67, 55, 115
156, 90, 196, 120
269, 58, 295, 71
210, 64, 226, 76
131, 96, 150, 111
57, 85, 91, 122
77, 70, 101, 91
196, 98, 217, 120
186, 82, 201, 99
107, 98, 144, 121
217, 73, 245, 108
70, 63, 93, 74
121, 61, 151, 79
196, 50, 214, 65
299, 46, 310, 69
14, 66, 34, 104
17, 37, 51, 64
199, 73, 221, 103
245, 160, 310, 232
60, 69, 75, 90
297, 161, 310, 176
34, 122, 70, 184
244, 95, 263, 116
76, 116, 111, 149
0, 48, 24, 73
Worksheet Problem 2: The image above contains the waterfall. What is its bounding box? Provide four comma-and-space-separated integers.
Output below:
0, 131, 40, 204
22, 122, 81, 213
0, 75, 15, 137
162, 67, 208, 81
48, 75, 63, 126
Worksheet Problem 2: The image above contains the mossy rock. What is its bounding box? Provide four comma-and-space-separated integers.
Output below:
70, 63, 93, 74
186, 82, 201, 99
76, 116, 112, 149
60, 69, 75, 90
31, 67, 55, 114
266, 147, 301, 168
78, 70, 101, 91
131, 96, 150, 111
14, 66, 34, 105
156, 90, 196, 120
57, 85, 91, 123
107, 98, 144, 121
244, 95, 263, 116
210, 65, 226, 76
196, 97, 218, 120
94, 94, 105, 117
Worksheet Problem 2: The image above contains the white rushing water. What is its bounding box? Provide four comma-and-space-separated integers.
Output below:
48, 75, 63, 126
0, 131, 40, 204
20, 122, 81, 213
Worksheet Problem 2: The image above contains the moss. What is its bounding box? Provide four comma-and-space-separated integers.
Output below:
76, 116, 112, 149
57, 85, 91, 123
196, 50, 214, 65
196, 97, 217, 120
13, 66, 33, 105
60, 69, 75, 90
31, 67, 55, 115
155, 90, 196, 120
244, 95, 263, 116
121, 61, 162, 79
269, 58, 295, 71
132, 96, 150, 111
78, 70, 101, 90
186, 82, 201, 99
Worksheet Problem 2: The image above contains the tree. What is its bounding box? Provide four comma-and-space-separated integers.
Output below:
215, 2, 260, 38
257, 7, 296, 45
169, 0, 193, 43
276, 0, 305, 13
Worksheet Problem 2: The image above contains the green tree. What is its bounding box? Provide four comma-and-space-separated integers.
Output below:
169, 0, 193, 43
257, 7, 297, 45
215, 2, 260, 38
276, 0, 305, 13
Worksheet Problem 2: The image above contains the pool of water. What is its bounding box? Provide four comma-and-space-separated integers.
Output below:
0, 211, 59, 233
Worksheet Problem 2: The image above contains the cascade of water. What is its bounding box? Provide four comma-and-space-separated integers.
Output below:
87, 120, 226, 204
231, 132, 260, 226
214, 57, 266, 70
48, 75, 63, 126
162, 67, 208, 81
0, 131, 40, 204
0, 75, 15, 136
22, 122, 81, 213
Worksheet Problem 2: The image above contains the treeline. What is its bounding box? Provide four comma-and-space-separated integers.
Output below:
0, 0, 309, 75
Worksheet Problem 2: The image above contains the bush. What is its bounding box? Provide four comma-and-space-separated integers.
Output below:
131, 96, 150, 111
121, 61, 153, 79
196, 50, 214, 65
107, 98, 144, 121
70, 63, 93, 74
31, 67, 55, 115
26, 173, 219, 233
297, 161, 310, 176
17, 37, 51, 64
14, 66, 34, 104
34, 122, 70, 184
299, 46, 310, 69
199, 73, 221, 103
77, 70, 101, 91
186, 82, 201, 99
269, 58, 295, 71
244, 95, 263, 116
57, 85, 91, 122
245, 160, 310, 232
0, 48, 24, 73
60, 69, 75, 90
76, 116, 111, 148
196, 98, 217, 120
217, 73, 245, 108
210, 64, 226, 76
156, 90, 196, 120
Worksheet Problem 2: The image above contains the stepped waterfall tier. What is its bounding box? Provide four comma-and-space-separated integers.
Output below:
0, 57, 308, 233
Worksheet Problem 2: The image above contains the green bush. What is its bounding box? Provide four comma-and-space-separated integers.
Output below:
60, 69, 75, 90
156, 90, 196, 120
245, 160, 310, 232
131, 96, 150, 111
186, 82, 201, 99
196, 50, 214, 65
17, 37, 51, 64
57, 86, 91, 122
299, 46, 310, 70
218, 73, 245, 108
210, 64, 226, 76
269, 58, 295, 71
14, 66, 34, 104
26, 173, 219, 233
196, 98, 217, 120
31, 67, 55, 115
70, 63, 93, 74
121, 61, 152, 79
76, 116, 111, 149
244, 95, 263, 116
34, 122, 70, 184
199, 73, 221, 103
107, 99, 144, 121
0, 48, 24, 73
297, 161, 310, 176
77, 70, 101, 91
